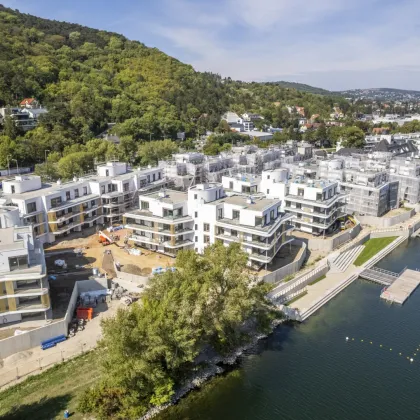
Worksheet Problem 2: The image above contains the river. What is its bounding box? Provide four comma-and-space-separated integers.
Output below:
157, 238, 420, 420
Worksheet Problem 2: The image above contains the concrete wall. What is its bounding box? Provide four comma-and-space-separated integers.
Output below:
358, 209, 415, 228
302, 222, 361, 252
262, 241, 307, 284
114, 263, 149, 288
0, 320, 67, 360
0, 277, 107, 360
77, 277, 108, 294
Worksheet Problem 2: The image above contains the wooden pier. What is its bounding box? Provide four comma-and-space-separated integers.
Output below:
380, 269, 420, 304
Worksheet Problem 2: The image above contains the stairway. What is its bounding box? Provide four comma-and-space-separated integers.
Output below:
329, 245, 364, 273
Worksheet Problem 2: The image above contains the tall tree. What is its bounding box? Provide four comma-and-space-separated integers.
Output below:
78, 243, 277, 419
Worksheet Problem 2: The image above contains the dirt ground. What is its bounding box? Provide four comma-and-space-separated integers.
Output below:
45, 229, 175, 280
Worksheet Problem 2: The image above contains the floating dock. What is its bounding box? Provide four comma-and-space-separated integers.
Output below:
380, 269, 420, 304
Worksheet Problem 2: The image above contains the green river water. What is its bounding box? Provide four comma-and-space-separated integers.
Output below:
158, 238, 420, 420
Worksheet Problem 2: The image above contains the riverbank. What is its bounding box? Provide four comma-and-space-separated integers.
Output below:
153, 238, 420, 420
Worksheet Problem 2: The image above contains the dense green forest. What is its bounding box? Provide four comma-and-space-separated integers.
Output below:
0, 4, 351, 172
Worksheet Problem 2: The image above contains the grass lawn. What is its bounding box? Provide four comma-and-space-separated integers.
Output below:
0, 351, 99, 420
309, 274, 326, 286
353, 237, 397, 267
284, 291, 308, 306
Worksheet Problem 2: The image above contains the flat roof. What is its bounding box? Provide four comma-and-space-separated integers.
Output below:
209, 195, 280, 211
142, 189, 188, 205
290, 177, 336, 189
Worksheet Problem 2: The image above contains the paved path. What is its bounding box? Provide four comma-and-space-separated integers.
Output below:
290, 264, 360, 312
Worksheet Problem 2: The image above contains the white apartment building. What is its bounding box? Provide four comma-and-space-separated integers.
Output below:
124, 183, 294, 270
0, 206, 50, 325
222, 173, 261, 195
188, 183, 294, 269
284, 177, 345, 235
124, 190, 194, 257
0, 162, 165, 244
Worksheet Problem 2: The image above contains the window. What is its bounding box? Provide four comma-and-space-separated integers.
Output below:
123, 183, 129, 192
9, 255, 28, 271
217, 209, 223, 219
147, 175, 150, 183
51, 197, 62, 208
141, 201, 149, 210
195, 224, 198, 230
195, 212, 198, 218
66, 191, 70, 200
83, 187, 88, 196
233, 210, 240, 219
108, 184, 112, 192
267, 175, 270, 180
27, 202, 37, 213
152, 173, 156, 181
158, 172, 161, 180
11, 185, 15, 194
267, 189, 270, 194
195, 236, 198, 242
204, 223, 210, 232
91, 200, 96, 207
105, 170, 109, 176
194, 194, 198, 199
74, 189, 79, 198
270, 210, 275, 220
204, 235, 210, 243
231, 230, 238, 237
101, 186, 105, 194
298, 188, 304, 197
255, 216, 262, 226
229, 181, 233, 189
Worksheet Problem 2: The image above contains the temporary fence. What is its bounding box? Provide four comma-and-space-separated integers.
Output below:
0, 341, 96, 390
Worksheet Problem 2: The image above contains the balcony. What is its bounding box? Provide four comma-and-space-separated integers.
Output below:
16, 302, 49, 312
216, 213, 293, 235
130, 235, 160, 245
52, 220, 84, 235
285, 193, 346, 209
48, 194, 98, 211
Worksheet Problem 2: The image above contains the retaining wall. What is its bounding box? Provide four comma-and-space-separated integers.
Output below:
301, 222, 361, 252
358, 209, 415, 228
262, 241, 307, 284
0, 278, 106, 360
113, 263, 149, 288
0, 321, 68, 360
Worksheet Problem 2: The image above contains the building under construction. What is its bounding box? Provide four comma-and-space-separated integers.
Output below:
389, 157, 420, 204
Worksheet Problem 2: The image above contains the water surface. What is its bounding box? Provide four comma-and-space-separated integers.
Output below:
158, 238, 420, 420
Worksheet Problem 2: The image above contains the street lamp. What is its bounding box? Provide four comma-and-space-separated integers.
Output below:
6, 155, 11, 176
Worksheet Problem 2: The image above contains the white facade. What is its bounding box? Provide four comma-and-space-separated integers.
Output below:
0, 163, 166, 244
0, 206, 50, 325
284, 178, 345, 234
125, 183, 294, 269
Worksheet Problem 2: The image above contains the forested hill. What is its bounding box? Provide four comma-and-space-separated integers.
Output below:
0, 5, 346, 158
264, 81, 331, 95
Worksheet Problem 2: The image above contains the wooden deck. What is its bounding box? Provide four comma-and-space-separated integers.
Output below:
380, 269, 420, 304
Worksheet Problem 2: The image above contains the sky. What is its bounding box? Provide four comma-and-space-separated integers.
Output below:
2, 0, 420, 91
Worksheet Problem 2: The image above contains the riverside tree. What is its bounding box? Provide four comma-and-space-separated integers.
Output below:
78, 242, 278, 419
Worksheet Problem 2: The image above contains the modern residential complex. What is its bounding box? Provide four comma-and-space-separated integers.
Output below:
0, 205, 50, 325
124, 182, 294, 269
0, 162, 166, 244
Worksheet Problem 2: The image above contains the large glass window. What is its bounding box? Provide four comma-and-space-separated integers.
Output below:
9, 255, 28, 271
27, 202, 37, 213
141, 201, 149, 210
